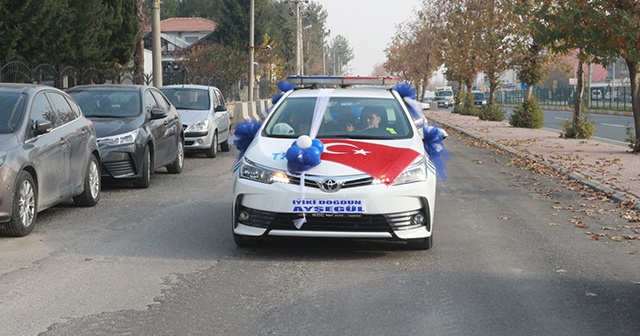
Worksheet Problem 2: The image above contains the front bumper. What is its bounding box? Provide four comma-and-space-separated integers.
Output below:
232, 173, 436, 241
184, 131, 213, 150
99, 143, 141, 179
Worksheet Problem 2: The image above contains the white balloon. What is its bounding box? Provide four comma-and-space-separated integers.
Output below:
297, 135, 312, 149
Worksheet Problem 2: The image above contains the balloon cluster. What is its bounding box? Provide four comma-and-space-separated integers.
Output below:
392, 82, 422, 120
285, 135, 324, 173
233, 119, 262, 157
423, 124, 450, 181
271, 80, 297, 105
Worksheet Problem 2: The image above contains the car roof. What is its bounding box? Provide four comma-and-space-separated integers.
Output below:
68, 84, 149, 92
0, 83, 58, 93
285, 87, 396, 99
160, 84, 216, 90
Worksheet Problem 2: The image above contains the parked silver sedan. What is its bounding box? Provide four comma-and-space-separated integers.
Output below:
160, 85, 231, 158
0, 84, 101, 237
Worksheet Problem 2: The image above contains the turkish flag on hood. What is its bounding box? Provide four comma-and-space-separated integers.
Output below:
320, 139, 421, 185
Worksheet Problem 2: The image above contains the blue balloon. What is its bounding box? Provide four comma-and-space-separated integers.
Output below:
311, 139, 324, 152
302, 146, 321, 166
285, 145, 303, 162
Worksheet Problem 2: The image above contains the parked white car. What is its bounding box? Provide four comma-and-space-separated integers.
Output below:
160, 85, 231, 158
232, 76, 438, 250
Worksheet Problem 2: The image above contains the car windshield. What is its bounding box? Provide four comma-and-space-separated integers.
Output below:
160, 88, 210, 110
70, 90, 141, 118
0, 92, 26, 134
264, 96, 413, 139
438, 91, 453, 97
474, 92, 485, 100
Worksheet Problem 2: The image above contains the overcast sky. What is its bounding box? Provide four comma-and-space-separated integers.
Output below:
318, 0, 422, 76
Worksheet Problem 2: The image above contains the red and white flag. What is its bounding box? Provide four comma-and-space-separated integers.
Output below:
320, 139, 421, 185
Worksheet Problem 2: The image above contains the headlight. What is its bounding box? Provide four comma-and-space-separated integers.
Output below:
97, 129, 139, 147
391, 157, 428, 185
239, 159, 289, 184
187, 120, 209, 132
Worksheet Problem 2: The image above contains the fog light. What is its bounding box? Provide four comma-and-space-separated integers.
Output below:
197, 139, 204, 145
411, 213, 426, 226
239, 210, 250, 222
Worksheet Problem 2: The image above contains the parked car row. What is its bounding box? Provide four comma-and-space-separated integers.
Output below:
0, 83, 231, 237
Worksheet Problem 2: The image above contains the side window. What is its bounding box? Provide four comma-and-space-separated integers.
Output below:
144, 90, 158, 112
30, 92, 59, 129
66, 96, 82, 119
47, 92, 76, 125
214, 89, 225, 106
151, 90, 169, 110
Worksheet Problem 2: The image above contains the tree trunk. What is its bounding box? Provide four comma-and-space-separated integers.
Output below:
626, 58, 640, 150
574, 60, 584, 130
133, 0, 145, 85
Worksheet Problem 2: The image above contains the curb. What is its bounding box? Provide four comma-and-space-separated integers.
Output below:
433, 118, 640, 211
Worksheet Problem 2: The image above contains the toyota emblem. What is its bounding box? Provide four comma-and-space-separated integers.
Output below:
319, 179, 341, 192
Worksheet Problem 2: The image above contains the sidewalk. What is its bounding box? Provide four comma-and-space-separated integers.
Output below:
425, 111, 640, 210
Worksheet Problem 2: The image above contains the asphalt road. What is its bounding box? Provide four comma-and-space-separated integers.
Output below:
2, 133, 640, 336
502, 107, 634, 146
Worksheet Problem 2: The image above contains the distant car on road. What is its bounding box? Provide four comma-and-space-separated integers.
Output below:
0, 84, 101, 237
160, 85, 231, 158
68, 85, 185, 188
472, 91, 487, 106
434, 96, 449, 108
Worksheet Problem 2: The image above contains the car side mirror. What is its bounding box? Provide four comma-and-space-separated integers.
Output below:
34, 119, 53, 135
150, 108, 168, 120
214, 105, 227, 112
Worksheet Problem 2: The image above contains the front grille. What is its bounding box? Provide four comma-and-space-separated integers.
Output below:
269, 213, 391, 232
185, 140, 195, 146
102, 160, 135, 177
288, 174, 374, 190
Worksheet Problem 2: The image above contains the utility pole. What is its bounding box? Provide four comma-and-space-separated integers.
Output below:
248, 0, 255, 101
291, 0, 307, 75
295, 1, 302, 75
151, 0, 162, 87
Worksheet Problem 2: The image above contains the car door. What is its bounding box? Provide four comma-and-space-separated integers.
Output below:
27, 92, 69, 208
152, 89, 180, 164
46, 91, 89, 194
212, 88, 230, 141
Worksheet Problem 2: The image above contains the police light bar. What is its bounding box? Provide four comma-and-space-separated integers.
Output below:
286, 76, 400, 86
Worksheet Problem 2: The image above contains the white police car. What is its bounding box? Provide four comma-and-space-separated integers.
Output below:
232, 76, 444, 250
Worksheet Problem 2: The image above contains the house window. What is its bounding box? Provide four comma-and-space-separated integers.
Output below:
185, 36, 198, 43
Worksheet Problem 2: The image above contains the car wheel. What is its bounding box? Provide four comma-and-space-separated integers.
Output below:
166, 140, 184, 174
133, 146, 151, 189
407, 235, 433, 250
220, 135, 230, 152
73, 155, 100, 207
205, 132, 218, 158
1, 171, 37, 237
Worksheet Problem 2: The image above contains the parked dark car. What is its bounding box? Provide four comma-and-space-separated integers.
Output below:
68, 85, 184, 188
0, 84, 101, 237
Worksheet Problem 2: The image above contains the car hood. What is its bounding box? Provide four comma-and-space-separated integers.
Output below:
90, 117, 142, 138
177, 110, 210, 125
244, 136, 423, 176
0, 133, 18, 151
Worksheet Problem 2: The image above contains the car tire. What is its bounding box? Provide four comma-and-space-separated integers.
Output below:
407, 235, 433, 250
1, 171, 37, 237
133, 146, 151, 189
166, 140, 184, 174
233, 232, 260, 248
205, 132, 218, 158
220, 135, 230, 152
73, 155, 100, 207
